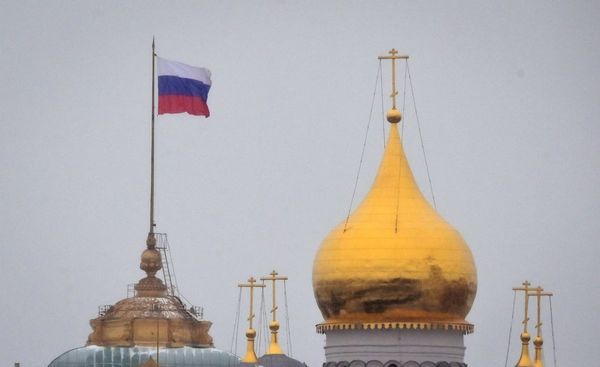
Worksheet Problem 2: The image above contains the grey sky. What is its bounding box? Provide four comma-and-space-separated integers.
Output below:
1, 1, 599, 366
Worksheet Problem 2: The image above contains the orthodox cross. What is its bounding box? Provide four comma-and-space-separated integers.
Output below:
378, 48, 409, 109
528, 286, 553, 338
513, 280, 532, 333
238, 277, 266, 330
260, 270, 288, 323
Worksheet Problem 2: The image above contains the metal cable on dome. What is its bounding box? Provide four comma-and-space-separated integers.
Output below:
265, 285, 272, 355
262, 285, 270, 355
283, 279, 293, 357
549, 296, 558, 367
256, 285, 267, 355
379, 60, 386, 148
394, 61, 409, 233
407, 62, 437, 209
504, 290, 517, 367
256, 287, 263, 355
230, 287, 242, 354
343, 63, 382, 232
401, 60, 408, 139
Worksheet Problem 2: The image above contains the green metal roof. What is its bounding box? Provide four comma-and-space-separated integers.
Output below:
48, 346, 243, 367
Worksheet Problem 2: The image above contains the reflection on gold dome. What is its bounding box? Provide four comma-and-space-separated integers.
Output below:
312, 121, 477, 331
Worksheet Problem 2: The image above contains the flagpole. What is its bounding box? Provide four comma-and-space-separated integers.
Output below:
149, 37, 156, 242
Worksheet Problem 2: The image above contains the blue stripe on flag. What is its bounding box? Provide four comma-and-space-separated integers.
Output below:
158, 75, 211, 101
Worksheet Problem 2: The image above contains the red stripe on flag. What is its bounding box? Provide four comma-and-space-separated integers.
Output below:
158, 95, 210, 117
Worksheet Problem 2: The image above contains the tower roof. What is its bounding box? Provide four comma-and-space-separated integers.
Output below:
258, 354, 307, 367
87, 233, 213, 347
312, 111, 477, 331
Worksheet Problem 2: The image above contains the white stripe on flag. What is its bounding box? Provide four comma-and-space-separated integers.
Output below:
157, 57, 211, 85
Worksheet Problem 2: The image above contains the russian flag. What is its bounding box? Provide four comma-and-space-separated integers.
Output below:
157, 57, 211, 117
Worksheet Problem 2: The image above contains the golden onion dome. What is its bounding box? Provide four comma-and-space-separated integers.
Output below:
312, 116, 477, 332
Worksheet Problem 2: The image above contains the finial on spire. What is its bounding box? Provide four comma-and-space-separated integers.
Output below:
239, 277, 266, 363
135, 241, 167, 297
260, 270, 289, 355
378, 49, 409, 124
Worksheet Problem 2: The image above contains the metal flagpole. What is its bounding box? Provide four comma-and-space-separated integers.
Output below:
149, 37, 156, 239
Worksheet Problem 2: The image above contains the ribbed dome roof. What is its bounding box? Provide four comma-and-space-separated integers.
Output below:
312, 121, 477, 331
98, 295, 199, 321
48, 346, 241, 367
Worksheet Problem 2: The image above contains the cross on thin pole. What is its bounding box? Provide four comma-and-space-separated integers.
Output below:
260, 270, 288, 323
238, 277, 266, 330
260, 270, 288, 355
238, 277, 266, 363
528, 286, 553, 339
378, 48, 409, 109
513, 280, 532, 333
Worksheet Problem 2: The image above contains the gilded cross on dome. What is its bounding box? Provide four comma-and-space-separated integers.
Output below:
238, 276, 266, 363
513, 280, 532, 331
238, 277, 265, 328
513, 280, 534, 367
528, 286, 552, 337
260, 270, 289, 355
378, 48, 409, 110
528, 286, 553, 367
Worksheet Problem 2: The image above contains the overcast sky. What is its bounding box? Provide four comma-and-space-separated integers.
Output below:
1, 1, 599, 367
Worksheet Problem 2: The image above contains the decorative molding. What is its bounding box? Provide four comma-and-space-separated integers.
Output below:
316, 322, 474, 335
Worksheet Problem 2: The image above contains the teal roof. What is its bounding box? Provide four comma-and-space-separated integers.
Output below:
48, 346, 243, 367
